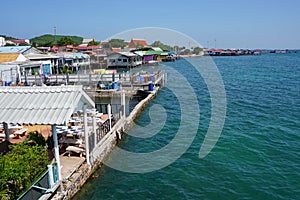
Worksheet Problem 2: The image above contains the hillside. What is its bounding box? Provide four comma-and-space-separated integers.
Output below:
30, 34, 83, 46
0, 35, 17, 40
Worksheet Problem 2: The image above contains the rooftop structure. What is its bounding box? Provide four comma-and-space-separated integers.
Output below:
0, 46, 41, 55
0, 53, 28, 63
0, 85, 94, 124
126, 38, 148, 49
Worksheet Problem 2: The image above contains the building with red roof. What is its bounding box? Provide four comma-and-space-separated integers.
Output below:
6, 39, 29, 46
126, 39, 148, 49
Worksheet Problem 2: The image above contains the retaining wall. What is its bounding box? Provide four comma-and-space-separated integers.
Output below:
57, 89, 159, 200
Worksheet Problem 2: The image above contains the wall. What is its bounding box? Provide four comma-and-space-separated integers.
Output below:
57, 88, 160, 200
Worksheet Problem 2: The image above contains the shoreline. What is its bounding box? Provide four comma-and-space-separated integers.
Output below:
54, 87, 162, 199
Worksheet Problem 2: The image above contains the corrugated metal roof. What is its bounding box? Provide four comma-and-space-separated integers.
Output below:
55, 53, 89, 59
0, 46, 32, 53
25, 54, 58, 60
0, 86, 95, 125
0, 53, 20, 63
119, 52, 139, 57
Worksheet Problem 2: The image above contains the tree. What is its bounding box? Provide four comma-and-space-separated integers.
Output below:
151, 41, 173, 51
173, 45, 180, 53
110, 39, 127, 48
30, 34, 83, 47
57, 36, 75, 46
27, 131, 46, 146
193, 46, 203, 55
4, 43, 16, 46
101, 39, 127, 49
183, 49, 191, 55
88, 40, 100, 46
0, 142, 49, 199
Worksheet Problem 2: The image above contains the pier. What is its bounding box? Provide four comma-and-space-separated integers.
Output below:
0, 69, 165, 200
50, 70, 165, 199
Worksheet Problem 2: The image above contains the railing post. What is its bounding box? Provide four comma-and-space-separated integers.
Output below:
122, 91, 126, 118
92, 108, 97, 149
48, 165, 54, 188
51, 125, 62, 181
83, 104, 90, 167
108, 104, 112, 130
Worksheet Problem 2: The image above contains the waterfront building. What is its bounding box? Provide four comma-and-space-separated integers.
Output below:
107, 52, 142, 68
55, 52, 90, 73
0, 37, 5, 46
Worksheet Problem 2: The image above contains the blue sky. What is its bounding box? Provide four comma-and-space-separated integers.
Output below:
1, 0, 299, 49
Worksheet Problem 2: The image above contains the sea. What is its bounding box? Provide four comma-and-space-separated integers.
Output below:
73, 53, 300, 200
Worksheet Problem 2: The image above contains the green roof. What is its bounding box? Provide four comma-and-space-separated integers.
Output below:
144, 50, 164, 55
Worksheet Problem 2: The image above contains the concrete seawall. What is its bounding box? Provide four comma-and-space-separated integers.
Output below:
56, 88, 159, 199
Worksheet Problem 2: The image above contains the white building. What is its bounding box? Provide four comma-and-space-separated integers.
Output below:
107, 52, 142, 68
0, 37, 5, 46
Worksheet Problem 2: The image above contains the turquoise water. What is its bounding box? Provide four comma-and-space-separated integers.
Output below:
73, 53, 300, 199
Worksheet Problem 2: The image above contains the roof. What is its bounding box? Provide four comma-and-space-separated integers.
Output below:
151, 47, 163, 51
55, 52, 90, 59
144, 50, 164, 55
111, 47, 121, 52
119, 52, 139, 57
0, 85, 95, 125
126, 39, 148, 49
25, 54, 58, 60
76, 45, 100, 51
0, 53, 21, 63
8, 39, 29, 45
82, 38, 94, 44
131, 39, 147, 46
0, 46, 32, 53
108, 51, 139, 58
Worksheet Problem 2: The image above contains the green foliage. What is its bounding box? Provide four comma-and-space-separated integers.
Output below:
57, 36, 75, 46
88, 40, 100, 46
183, 49, 191, 54
151, 41, 173, 51
30, 34, 83, 47
62, 65, 73, 74
0, 35, 17, 40
193, 46, 203, 54
0, 143, 49, 200
27, 131, 46, 147
4, 43, 16, 46
102, 39, 128, 48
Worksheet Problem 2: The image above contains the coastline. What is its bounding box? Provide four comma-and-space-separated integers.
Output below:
54, 87, 161, 199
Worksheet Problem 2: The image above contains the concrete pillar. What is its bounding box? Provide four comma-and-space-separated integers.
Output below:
83, 104, 90, 166
3, 122, 9, 142
52, 125, 62, 181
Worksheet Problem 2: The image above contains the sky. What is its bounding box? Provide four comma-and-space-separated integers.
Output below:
1, 0, 299, 49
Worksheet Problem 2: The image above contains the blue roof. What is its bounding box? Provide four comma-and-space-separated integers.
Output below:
55, 53, 90, 59
0, 46, 32, 53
